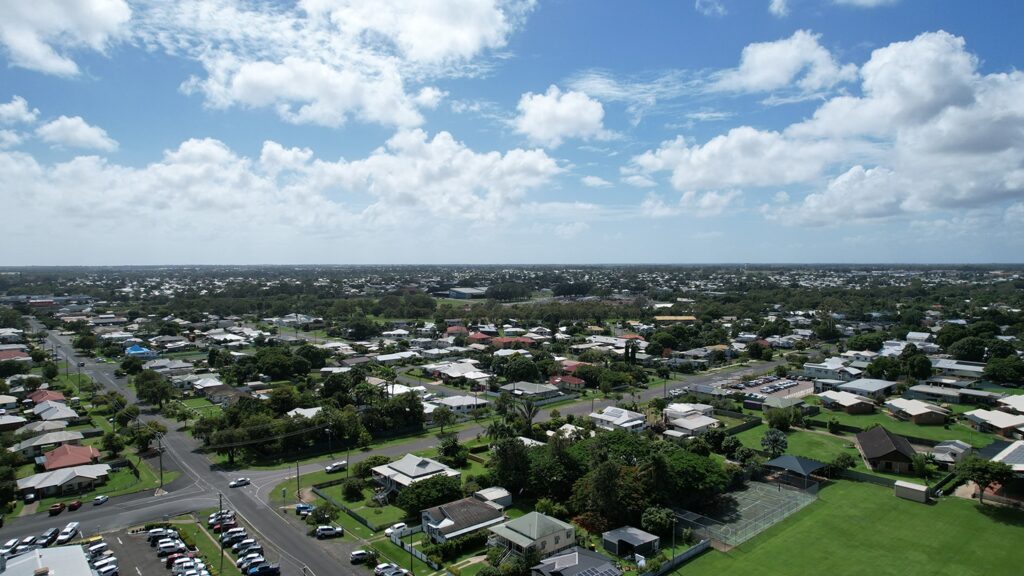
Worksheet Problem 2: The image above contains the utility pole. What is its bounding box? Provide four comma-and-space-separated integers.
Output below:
158, 435, 164, 489
218, 492, 225, 576
296, 461, 301, 501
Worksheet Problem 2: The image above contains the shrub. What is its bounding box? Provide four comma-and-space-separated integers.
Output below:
342, 478, 366, 502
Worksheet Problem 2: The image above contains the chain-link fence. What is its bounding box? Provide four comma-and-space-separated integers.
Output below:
675, 481, 817, 547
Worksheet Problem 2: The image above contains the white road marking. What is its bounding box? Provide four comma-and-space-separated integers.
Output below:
117, 537, 123, 545
135, 567, 142, 575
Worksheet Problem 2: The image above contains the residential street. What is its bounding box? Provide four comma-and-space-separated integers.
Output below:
0, 322, 780, 575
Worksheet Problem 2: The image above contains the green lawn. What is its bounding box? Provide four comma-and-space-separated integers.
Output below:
317, 485, 409, 531
734, 425, 907, 481
370, 538, 435, 574
806, 400, 995, 448
178, 512, 243, 576
680, 481, 1024, 576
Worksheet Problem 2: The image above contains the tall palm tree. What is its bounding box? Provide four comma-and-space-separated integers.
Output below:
515, 400, 539, 436
486, 420, 514, 443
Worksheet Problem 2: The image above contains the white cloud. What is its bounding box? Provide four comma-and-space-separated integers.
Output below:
622, 174, 657, 188
0, 96, 39, 124
0, 129, 564, 260
553, 221, 589, 239
695, 0, 727, 17
259, 141, 313, 177
36, 115, 118, 151
566, 69, 694, 125
513, 85, 611, 148
629, 129, 848, 191
640, 190, 739, 218
790, 31, 979, 138
0, 0, 130, 76
581, 175, 612, 188
137, 0, 534, 129
635, 30, 1024, 226
0, 130, 22, 149
769, 0, 789, 17
713, 30, 856, 94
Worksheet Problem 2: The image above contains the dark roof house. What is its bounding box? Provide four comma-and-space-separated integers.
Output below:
857, 426, 916, 474
421, 496, 505, 543
532, 547, 622, 576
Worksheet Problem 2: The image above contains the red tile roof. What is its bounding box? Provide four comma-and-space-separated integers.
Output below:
28, 390, 66, 404
43, 444, 100, 470
446, 326, 469, 335
549, 375, 585, 387
0, 350, 30, 361
467, 332, 492, 341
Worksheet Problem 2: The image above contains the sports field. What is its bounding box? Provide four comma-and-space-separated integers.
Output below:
680, 481, 1024, 576
679, 481, 816, 546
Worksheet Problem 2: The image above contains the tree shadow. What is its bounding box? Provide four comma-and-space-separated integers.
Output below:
975, 502, 1024, 527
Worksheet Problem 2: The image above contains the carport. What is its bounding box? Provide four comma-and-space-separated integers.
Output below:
601, 526, 660, 557
765, 455, 827, 489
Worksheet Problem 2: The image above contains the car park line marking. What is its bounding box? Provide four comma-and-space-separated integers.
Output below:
135, 567, 142, 575
117, 537, 123, 545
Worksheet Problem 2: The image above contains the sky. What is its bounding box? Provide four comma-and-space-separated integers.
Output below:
1, 0, 1023, 265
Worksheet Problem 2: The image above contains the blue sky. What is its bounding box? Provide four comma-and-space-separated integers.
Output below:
1, 0, 1022, 265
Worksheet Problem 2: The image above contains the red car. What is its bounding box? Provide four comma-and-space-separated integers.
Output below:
48, 503, 66, 516
68, 500, 82, 511
164, 552, 195, 568
213, 520, 237, 533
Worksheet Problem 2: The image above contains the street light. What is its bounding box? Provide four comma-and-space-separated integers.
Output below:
326, 428, 333, 456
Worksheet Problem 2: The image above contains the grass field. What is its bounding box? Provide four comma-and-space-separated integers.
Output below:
733, 425, 907, 481
680, 481, 1024, 576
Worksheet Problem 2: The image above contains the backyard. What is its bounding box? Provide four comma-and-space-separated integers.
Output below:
805, 399, 996, 448
681, 481, 1024, 576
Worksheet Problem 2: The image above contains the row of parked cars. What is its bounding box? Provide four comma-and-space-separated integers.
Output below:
207, 509, 280, 576
84, 538, 120, 575
0, 520, 82, 560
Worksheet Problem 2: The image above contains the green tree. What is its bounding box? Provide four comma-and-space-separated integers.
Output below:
114, 405, 140, 427
640, 506, 675, 538
41, 362, 59, 380
984, 356, 1024, 383
492, 437, 531, 493
720, 435, 742, 459
761, 428, 788, 458
514, 400, 539, 436
947, 337, 987, 362
912, 453, 936, 481
433, 406, 457, 435
120, 356, 144, 375
135, 370, 173, 409
101, 431, 125, 458
906, 355, 933, 380
395, 474, 462, 514
957, 457, 1013, 504
765, 408, 794, 432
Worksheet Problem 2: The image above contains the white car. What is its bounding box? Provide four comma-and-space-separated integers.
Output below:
315, 526, 343, 539
56, 522, 80, 544
93, 495, 109, 505
0, 538, 18, 556
229, 477, 250, 488
384, 523, 407, 537
324, 461, 348, 474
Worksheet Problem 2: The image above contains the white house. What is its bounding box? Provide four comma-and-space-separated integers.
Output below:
589, 406, 646, 433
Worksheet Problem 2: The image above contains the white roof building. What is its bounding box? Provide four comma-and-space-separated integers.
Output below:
885, 398, 951, 418
286, 407, 323, 419
819, 390, 874, 408
998, 395, 1024, 415
589, 406, 646, 433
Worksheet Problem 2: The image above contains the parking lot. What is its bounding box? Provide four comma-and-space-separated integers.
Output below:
730, 376, 815, 401
99, 528, 172, 576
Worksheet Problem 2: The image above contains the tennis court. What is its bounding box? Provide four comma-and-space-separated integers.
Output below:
677, 481, 817, 548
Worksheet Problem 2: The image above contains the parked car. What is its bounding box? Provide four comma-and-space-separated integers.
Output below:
222, 533, 248, 547
374, 563, 399, 576
247, 565, 280, 576
295, 503, 315, 517
212, 520, 238, 533
236, 545, 263, 559
208, 511, 234, 526
68, 500, 83, 511
384, 523, 407, 537
238, 554, 265, 571
229, 478, 251, 488
232, 538, 257, 553
39, 528, 59, 547
57, 521, 80, 544
164, 552, 196, 568
48, 502, 66, 515
1, 538, 19, 556
315, 525, 343, 539
324, 461, 347, 473
93, 495, 109, 505
350, 550, 371, 564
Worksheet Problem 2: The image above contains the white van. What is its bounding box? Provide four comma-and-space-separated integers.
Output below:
97, 565, 119, 576
86, 542, 108, 558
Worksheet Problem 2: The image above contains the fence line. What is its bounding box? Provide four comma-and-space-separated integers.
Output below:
638, 540, 711, 576
311, 485, 377, 531
839, 468, 895, 487
389, 525, 442, 570
674, 484, 816, 546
